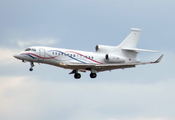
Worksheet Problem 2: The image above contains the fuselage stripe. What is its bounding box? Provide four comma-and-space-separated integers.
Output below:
66, 51, 103, 64
48, 50, 87, 63
21, 53, 58, 59
21, 50, 103, 64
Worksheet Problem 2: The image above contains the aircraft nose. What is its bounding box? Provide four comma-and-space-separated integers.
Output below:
13, 54, 21, 59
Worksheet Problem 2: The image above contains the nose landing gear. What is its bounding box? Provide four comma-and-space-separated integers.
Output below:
29, 62, 34, 71
29, 68, 33, 71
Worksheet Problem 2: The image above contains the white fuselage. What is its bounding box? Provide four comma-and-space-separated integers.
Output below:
13, 28, 162, 79
15, 46, 123, 69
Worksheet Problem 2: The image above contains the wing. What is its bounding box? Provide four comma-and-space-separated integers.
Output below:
66, 54, 164, 73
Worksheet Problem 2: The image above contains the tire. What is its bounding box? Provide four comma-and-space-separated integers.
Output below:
90, 73, 97, 78
29, 68, 33, 71
74, 73, 81, 79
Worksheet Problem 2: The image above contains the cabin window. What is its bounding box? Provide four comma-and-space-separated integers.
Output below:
31, 49, 36, 51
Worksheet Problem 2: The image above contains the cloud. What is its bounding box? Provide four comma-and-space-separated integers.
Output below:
0, 75, 174, 120
0, 76, 38, 120
0, 48, 19, 65
17, 38, 58, 47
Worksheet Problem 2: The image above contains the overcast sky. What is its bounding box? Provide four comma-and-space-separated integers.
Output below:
0, 0, 175, 120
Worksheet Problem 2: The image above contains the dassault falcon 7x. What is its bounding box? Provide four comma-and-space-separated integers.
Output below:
14, 28, 163, 79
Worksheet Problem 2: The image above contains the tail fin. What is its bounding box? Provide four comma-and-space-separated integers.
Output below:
115, 28, 158, 62
119, 28, 141, 48
115, 28, 142, 61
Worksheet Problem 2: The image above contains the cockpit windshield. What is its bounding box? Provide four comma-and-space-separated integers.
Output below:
25, 48, 36, 51
25, 48, 31, 51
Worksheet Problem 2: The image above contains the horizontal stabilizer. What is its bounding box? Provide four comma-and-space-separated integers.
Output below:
122, 48, 159, 53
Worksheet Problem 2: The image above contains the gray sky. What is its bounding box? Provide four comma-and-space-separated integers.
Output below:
0, 0, 175, 120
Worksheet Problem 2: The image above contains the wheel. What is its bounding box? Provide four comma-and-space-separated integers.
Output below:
29, 68, 33, 71
74, 73, 81, 79
90, 73, 97, 78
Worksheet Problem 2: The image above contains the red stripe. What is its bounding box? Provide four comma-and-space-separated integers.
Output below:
66, 51, 103, 64
21, 53, 58, 59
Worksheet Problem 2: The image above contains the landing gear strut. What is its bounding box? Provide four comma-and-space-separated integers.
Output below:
90, 69, 97, 78
69, 70, 81, 79
29, 62, 34, 71
70, 69, 97, 79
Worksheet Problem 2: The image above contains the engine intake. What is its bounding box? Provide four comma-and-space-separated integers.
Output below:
95, 45, 116, 53
105, 54, 125, 63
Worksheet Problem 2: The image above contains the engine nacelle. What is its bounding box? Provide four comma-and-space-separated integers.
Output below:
105, 54, 125, 63
95, 45, 116, 53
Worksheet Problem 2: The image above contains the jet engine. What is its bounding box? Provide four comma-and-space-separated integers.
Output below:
95, 45, 116, 53
105, 54, 125, 63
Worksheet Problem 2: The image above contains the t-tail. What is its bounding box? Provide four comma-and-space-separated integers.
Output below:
116, 28, 158, 62
119, 28, 141, 48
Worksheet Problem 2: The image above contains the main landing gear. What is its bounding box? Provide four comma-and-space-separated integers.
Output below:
74, 73, 81, 79
90, 69, 97, 79
70, 69, 97, 79
90, 73, 97, 78
29, 62, 34, 71
74, 72, 97, 79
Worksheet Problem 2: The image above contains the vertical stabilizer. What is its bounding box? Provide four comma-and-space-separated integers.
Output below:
119, 28, 141, 48
115, 28, 142, 61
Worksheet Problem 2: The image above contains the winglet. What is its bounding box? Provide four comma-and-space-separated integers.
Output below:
153, 54, 164, 63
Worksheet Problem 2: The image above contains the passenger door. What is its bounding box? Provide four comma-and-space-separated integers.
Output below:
38, 48, 45, 61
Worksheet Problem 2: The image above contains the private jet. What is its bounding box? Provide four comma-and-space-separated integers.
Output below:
14, 28, 163, 79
